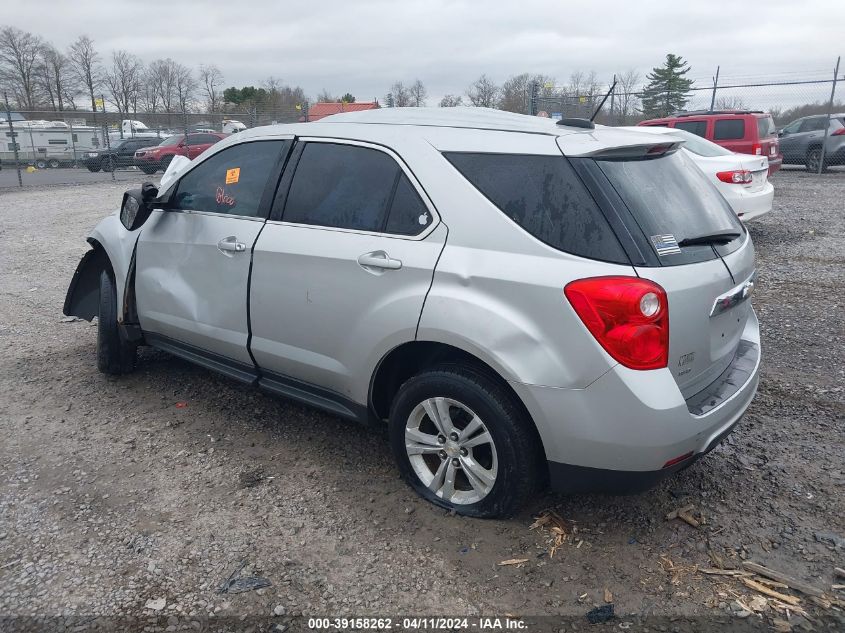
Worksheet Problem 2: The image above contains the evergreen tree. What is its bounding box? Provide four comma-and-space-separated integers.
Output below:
640, 54, 693, 118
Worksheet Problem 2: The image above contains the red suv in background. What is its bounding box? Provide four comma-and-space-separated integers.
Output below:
638, 110, 781, 174
134, 132, 227, 174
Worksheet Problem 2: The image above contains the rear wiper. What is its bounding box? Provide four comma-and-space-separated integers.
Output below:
677, 230, 741, 247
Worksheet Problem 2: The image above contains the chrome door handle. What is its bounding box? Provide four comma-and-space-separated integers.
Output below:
217, 236, 246, 253
357, 250, 402, 270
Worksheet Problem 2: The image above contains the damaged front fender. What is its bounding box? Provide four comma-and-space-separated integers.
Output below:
64, 212, 140, 321
63, 239, 108, 321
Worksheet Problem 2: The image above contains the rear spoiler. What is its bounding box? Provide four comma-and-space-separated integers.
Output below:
577, 141, 684, 160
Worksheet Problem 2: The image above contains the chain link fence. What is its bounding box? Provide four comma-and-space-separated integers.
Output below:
2, 61, 843, 188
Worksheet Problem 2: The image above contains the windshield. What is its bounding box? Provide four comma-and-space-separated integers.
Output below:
596, 150, 744, 262
158, 135, 183, 147
667, 129, 733, 157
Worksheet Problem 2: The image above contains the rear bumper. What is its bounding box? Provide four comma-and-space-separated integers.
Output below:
729, 182, 773, 222
511, 309, 761, 492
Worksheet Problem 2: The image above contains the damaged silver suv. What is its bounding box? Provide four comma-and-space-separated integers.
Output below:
64, 108, 760, 517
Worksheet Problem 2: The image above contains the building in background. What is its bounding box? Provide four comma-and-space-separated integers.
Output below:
305, 101, 380, 122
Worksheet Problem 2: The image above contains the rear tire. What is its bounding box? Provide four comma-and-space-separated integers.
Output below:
34, 159, 47, 170
160, 156, 173, 172
805, 147, 826, 173
97, 270, 137, 375
389, 365, 543, 518
48, 159, 60, 169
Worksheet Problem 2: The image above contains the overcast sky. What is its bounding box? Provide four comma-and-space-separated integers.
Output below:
6, 0, 843, 102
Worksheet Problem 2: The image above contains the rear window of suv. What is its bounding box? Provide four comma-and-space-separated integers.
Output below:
594, 150, 744, 263
444, 152, 628, 264
756, 115, 776, 138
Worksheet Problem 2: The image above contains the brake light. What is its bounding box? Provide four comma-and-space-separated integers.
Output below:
832, 128, 845, 136
717, 170, 753, 184
564, 276, 669, 370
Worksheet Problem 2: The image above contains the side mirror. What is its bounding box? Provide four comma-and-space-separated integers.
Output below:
119, 182, 159, 231
777, 130, 785, 137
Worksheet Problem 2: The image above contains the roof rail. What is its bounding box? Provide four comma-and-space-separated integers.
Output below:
673, 109, 764, 117
556, 117, 595, 129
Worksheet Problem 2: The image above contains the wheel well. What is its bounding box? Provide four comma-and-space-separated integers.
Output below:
62, 239, 112, 321
369, 342, 534, 425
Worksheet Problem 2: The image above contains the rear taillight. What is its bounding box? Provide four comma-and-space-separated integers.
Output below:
564, 276, 669, 371
832, 128, 845, 136
717, 170, 753, 184
752, 143, 762, 155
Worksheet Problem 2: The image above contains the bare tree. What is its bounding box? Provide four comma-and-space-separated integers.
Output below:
174, 63, 197, 113
387, 81, 412, 107
615, 68, 641, 123
466, 74, 500, 108
104, 50, 143, 115
0, 26, 43, 110
409, 79, 427, 107
37, 45, 76, 111
67, 35, 101, 113
199, 64, 224, 113
439, 94, 463, 107
146, 58, 179, 114
715, 95, 747, 110
316, 88, 337, 103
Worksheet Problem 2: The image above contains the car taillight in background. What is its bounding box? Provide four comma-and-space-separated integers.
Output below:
752, 143, 762, 155
717, 170, 753, 184
832, 128, 845, 136
564, 276, 669, 371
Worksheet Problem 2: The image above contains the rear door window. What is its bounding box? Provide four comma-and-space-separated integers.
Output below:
283, 143, 399, 232
444, 152, 628, 263
713, 119, 746, 140
593, 150, 744, 265
674, 120, 707, 137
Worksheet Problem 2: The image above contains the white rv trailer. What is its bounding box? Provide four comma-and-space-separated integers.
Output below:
1, 119, 107, 168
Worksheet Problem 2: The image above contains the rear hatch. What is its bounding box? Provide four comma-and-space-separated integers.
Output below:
756, 114, 779, 161
574, 147, 754, 398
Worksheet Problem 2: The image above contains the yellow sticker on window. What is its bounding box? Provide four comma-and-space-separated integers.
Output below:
226, 167, 240, 184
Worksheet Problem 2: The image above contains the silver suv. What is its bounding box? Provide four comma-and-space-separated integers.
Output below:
64, 108, 761, 518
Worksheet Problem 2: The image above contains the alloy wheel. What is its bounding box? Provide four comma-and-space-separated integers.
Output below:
404, 397, 498, 505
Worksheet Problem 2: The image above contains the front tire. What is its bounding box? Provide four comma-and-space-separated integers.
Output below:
389, 365, 543, 518
97, 270, 137, 375
805, 147, 826, 173
140, 165, 157, 175
87, 163, 102, 173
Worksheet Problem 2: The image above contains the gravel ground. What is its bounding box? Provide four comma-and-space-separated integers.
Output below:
1, 172, 843, 632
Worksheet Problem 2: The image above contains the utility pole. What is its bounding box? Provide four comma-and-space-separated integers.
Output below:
818, 56, 841, 175
3, 92, 23, 187
609, 74, 616, 123
101, 94, 115, 182
709, 66, 720, 113
529, 80, 539, 116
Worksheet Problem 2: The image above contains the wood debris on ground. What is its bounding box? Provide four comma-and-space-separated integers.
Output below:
698, 558, 845, 617
498, 558, 529, 567
530, 510, 574, 557
665, 504, 705, 528
604, 587, 613, 603
659, 555, 697, 586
